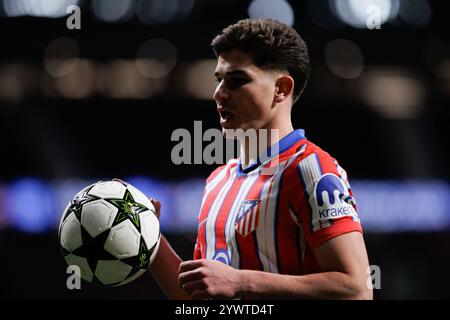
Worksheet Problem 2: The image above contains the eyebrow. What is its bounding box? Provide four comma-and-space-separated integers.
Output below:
214, 69, 250, 78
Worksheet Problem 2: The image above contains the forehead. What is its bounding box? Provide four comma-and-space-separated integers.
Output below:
214, 50, 259, 75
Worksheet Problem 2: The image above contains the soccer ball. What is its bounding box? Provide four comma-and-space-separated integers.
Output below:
58, 180, 160, 287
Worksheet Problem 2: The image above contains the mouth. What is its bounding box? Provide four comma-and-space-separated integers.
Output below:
218, 110, 235, 122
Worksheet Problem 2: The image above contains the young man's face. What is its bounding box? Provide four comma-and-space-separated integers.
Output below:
213, 49, 278, 132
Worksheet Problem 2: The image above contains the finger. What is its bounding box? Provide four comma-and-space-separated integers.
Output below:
149, 198, 161, 213
179, 268, 206, 286
179, 260, 205, 273
149, 198, 161, 219
181, 279, 207, 296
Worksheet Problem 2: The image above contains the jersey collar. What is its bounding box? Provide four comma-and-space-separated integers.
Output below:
237, 129, 306, 176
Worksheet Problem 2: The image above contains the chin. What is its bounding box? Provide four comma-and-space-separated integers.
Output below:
220, 118, 239, 130
221, 123, 235, 130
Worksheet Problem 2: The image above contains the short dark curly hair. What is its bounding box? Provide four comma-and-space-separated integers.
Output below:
211, 19, 310, 103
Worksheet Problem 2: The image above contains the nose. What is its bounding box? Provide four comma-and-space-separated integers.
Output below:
213, 81, 230, 105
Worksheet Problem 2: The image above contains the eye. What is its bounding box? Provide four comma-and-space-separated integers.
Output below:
227, 77, 248, 90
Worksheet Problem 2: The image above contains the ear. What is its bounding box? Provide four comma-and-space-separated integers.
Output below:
274, 75, 294, 103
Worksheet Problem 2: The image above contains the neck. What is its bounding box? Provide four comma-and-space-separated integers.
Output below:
239, 119, 294, 169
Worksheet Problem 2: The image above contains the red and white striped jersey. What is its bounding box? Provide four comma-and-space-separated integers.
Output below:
193, 129, 362, 275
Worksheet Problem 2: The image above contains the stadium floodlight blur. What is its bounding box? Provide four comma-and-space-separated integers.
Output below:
91, 0, 135, 23
4, 179, 55, 233
308, 0, 345, 31
53, 59, 96, 99
353, 180, 450, 232
326, 0, 432, 29
98, 59, 169, 99
248, 0, 294, 26
0, 178, 449, 234
92, 0, 195, 24
397, 0, 431, 27
329, 0, 399, 28
0, 63, 37, 102
358, 68, 425, 119
0, 0, 196, 24
325, 39, 365, 79
181, 59, 217, 100
136, 39, 178, 79
136, 0, 195, 25
1, 0, 79, 18
43, 37, 80, 78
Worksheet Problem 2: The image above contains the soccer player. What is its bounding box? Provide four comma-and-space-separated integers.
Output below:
149, 19, 372, 300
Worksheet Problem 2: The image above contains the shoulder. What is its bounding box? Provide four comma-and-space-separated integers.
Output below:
285, 139, 338, 175
283, 139, 354, 197
287, 141, 361, 242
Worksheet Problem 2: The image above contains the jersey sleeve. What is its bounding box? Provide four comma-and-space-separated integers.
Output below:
290, 149, 362, 249
192, 164, 229, 260
193, 238, 201, 260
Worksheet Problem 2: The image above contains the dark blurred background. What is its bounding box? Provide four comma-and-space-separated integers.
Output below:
0, 0, 449, 299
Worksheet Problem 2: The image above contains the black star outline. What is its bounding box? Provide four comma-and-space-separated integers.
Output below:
59, 185, 99, 239
63, 186, 100, 222
121, 233, 160, 277
71, 226, 116, 274
106, 189, 148, 230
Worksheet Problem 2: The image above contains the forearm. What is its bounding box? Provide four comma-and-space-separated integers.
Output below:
237, 270, 372, 300
149, 235, 190, 300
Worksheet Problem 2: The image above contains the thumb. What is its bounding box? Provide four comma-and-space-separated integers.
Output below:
149, 198, 161, 219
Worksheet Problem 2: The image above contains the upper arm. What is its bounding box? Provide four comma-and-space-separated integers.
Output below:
291, 150, 362, 248
313, 231, 373, 299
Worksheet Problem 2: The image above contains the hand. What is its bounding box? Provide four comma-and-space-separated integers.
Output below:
149, 198, 161, 220
178, 259, 244, 299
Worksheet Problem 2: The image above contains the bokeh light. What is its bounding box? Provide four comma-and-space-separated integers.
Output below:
92, 0, 135, 23
329, 0, 399, 29
136, 39, 178, 79
44, 37, 79, 78
248, 0, 294, 26
325, 39, 364, 79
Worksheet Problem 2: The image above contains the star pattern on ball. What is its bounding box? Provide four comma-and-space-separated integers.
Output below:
121, 236, 158, 277
107, 189, 148, 229
59, 182, 160, 287
72, 227, 116, 274
65, 187, 99, 221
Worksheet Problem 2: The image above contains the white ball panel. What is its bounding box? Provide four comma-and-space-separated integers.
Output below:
88, 181, 126, 199
76, 183, 97, 197
139, 210, 160, 251
104, 220, 140, 259
126, 184, 154, 209
81, 200, 118, 238
95, 260, 133, 285
113, 269, 146, 287
58, 201, 72, 238
60, 212, 83, 252
64, 254, 94, 282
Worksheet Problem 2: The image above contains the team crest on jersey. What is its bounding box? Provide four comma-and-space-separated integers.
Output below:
311, 173, 359, 232
235, 199, 261, 237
